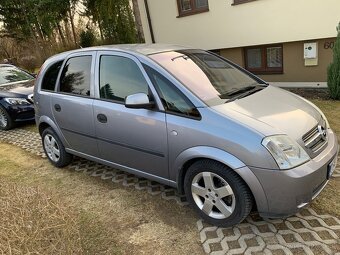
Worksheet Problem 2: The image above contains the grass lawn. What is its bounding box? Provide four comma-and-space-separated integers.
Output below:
0, 145, 203, 255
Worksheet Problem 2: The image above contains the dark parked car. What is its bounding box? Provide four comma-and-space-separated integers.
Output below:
0, 64, 35, 130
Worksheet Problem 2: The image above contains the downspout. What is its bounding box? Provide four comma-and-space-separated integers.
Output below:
144, 0, 155, 43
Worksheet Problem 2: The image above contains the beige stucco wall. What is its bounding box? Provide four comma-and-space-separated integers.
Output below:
220, 38, 336, 82
138, 0, 340, 50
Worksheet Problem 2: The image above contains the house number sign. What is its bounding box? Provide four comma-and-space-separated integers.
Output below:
324, 41, 335, 49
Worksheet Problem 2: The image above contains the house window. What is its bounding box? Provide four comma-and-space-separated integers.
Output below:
233, 0, 257, 5
244, 45, 283, 74
177, 0, 209, 17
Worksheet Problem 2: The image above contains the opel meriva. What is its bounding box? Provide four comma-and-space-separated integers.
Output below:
34, 44, 339, 227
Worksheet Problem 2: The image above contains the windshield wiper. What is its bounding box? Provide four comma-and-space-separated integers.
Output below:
220, 85, 257, 98
220, 85, 266, 101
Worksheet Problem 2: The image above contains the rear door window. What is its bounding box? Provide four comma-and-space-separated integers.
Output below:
59, 56, 92, 96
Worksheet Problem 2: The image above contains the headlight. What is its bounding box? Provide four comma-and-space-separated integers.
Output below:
262, 135, 310, 170
4, 98, 30, 105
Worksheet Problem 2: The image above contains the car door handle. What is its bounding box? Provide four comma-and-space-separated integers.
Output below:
97, 114, 107, 123
54, 104, 61, 112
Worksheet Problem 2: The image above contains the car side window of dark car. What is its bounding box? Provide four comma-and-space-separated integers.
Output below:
99, 55, 149, 103
41, 60, 63, 91
59, 56, 92, 96
144, 65, 201, 119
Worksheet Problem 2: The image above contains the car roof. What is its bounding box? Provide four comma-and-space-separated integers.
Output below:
94, 44, 192, 55
47, 44, 192, 62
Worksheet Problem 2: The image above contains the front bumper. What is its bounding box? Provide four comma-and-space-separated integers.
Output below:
250, 129, 339, 218
7, 104, 35, 122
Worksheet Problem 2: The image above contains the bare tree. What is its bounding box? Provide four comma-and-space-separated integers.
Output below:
131, 0, 144, 42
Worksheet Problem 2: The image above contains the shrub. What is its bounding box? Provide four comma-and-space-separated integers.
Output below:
327, 22, 340, 100
80, 30, 96, 48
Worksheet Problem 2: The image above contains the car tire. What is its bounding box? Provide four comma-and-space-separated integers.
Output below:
184, 159, 253, 227
0, 105, 15, 130
42, 127, 72, 167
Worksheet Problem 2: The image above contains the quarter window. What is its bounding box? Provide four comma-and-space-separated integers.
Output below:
59, 56, 92, 96
244, 45, 283, 74
144, 65, 200, 119
99, 55, 149, 102
41, 60, 63, 91
177, 0, 209, 17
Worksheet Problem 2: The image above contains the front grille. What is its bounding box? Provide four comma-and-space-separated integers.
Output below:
302, 119, 327, 154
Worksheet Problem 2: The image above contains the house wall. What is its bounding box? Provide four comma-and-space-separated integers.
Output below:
220, 38, 336, 85
138, 0, 340, 50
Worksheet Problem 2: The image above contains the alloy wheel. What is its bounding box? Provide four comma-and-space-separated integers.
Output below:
44, 134, 60, 162
191, 171, 236, 219
0, 108, 8, 128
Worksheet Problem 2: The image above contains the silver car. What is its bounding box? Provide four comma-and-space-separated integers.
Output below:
34, 44, 339, 227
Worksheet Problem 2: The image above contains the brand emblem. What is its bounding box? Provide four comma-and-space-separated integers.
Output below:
317, 125, 327, 140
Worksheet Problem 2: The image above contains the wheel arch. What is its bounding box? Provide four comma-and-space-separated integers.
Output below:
38, 116, 69, 147
174, 146, 268, 213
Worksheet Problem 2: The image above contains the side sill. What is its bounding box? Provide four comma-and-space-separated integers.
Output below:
65, 148, 176, 188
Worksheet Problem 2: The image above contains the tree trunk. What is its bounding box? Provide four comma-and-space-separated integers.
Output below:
22, 10, 41, 58
56, 22, 67, 47
98, 21, 105, 42
34, 21, 45, 42
64, 19, 72, 45
68, 9, 78, 46
131, 0, 145, 42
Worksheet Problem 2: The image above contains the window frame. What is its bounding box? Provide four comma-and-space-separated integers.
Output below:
95, 51, 165, 111
98, 54, 152, 105
41, 60, 64, 92
143, 64, 201, 120
244, 44, 283, 75
176, 0, 209, 17
56, 51, 96, 98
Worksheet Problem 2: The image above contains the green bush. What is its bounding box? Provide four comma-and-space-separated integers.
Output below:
327, 22, 340, 100
80, 30, 96, 48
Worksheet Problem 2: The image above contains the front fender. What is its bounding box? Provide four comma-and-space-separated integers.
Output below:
172, 146, 245, 182
172, 146, 268, 213
38, 115, 70, 148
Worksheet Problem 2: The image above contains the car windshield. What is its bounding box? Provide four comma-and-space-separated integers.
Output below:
0, 65, 34, 85
149, 50, 264, 106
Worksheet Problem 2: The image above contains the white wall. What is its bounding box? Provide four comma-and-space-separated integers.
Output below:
139, 0, 340, 49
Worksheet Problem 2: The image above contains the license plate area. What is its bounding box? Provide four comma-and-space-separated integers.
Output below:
327, 156, 338, 179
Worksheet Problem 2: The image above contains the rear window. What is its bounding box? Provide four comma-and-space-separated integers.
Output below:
41, 61, 63, 91
0, 65, 34, 85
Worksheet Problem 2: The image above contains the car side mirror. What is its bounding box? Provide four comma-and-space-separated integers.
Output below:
125, 93, 155, 109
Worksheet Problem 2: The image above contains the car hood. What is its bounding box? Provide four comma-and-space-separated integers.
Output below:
211, 86, 321, 140
0, 79, 35, 97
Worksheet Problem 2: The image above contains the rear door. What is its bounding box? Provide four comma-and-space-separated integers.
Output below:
93, 51, 168, 179
52, 51, 98, 157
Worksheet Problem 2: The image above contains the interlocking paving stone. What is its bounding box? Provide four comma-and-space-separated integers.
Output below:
1, 128, 340, 255
197, 209, 340, 254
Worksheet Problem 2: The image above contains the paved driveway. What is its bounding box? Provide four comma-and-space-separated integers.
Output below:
1, 128, 339, 255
